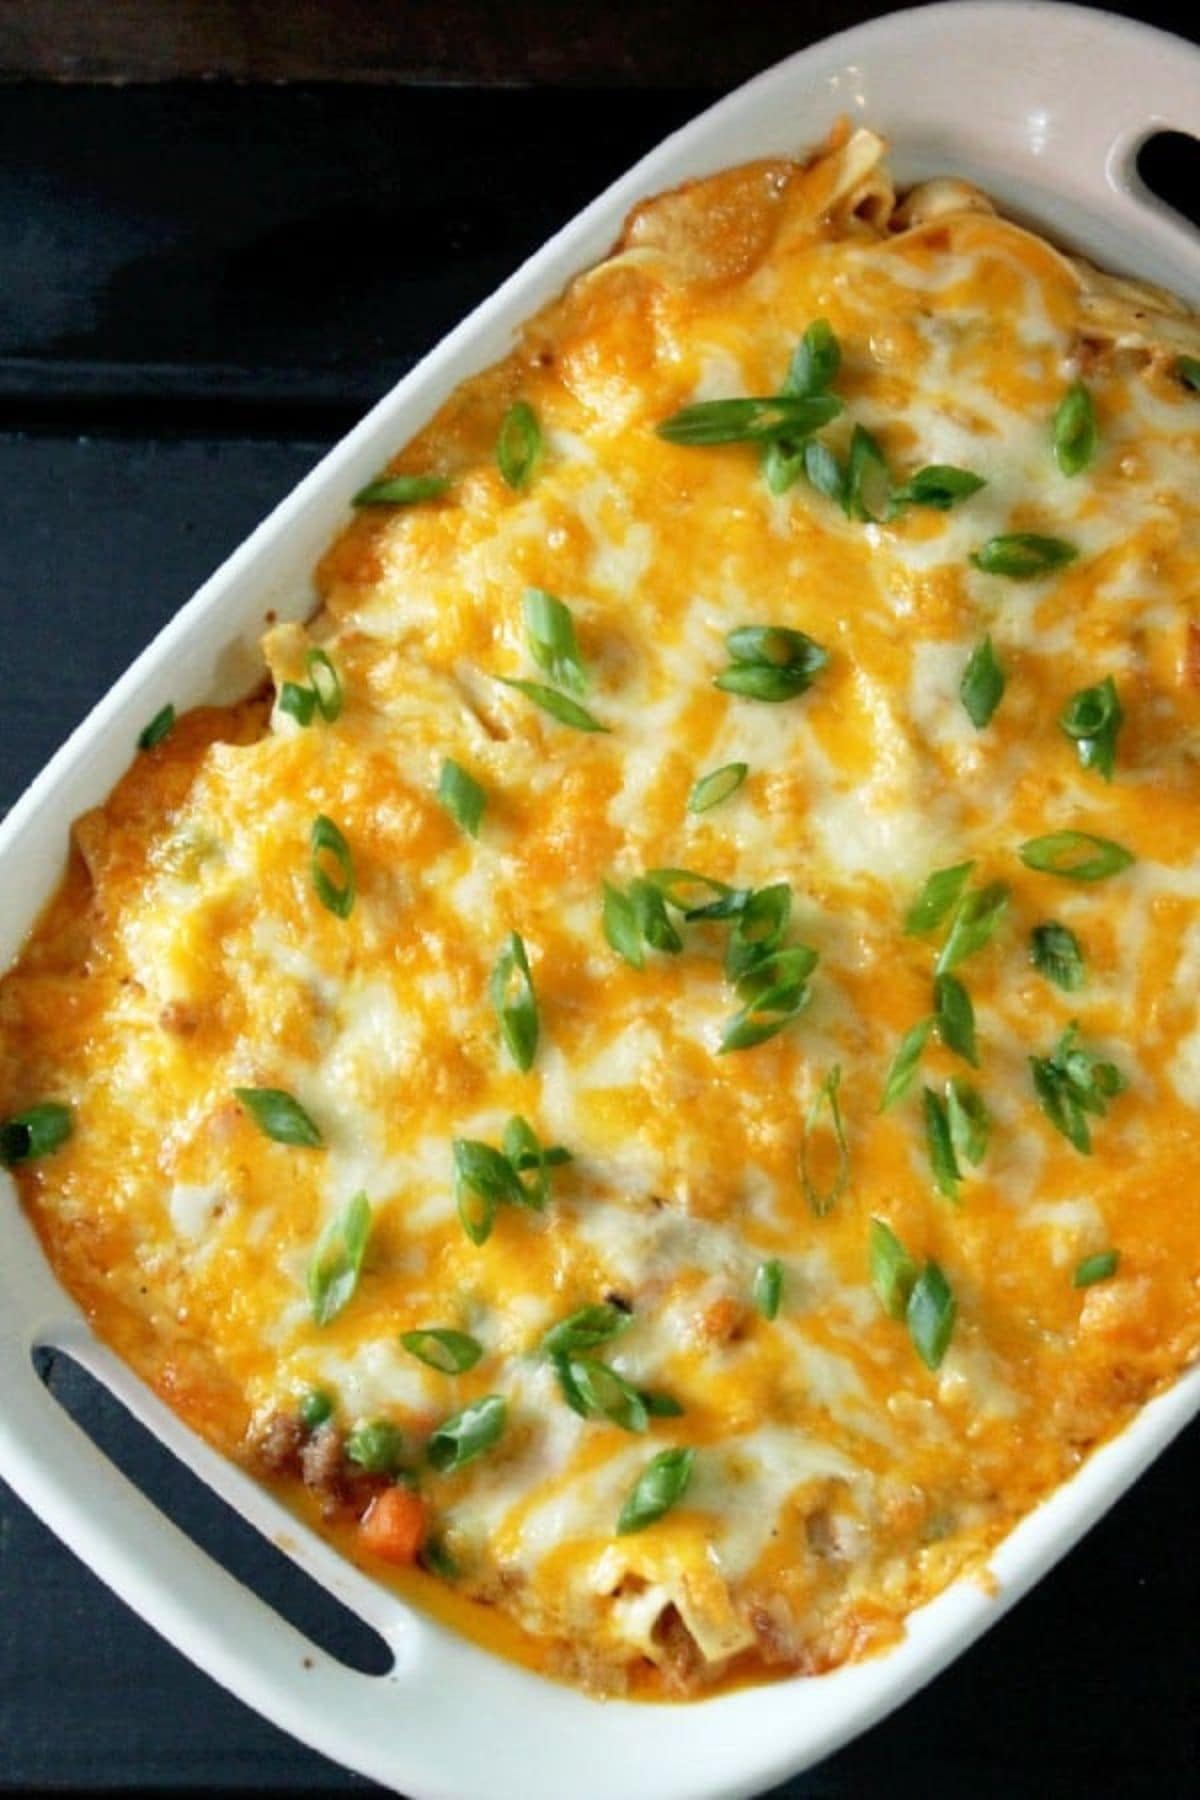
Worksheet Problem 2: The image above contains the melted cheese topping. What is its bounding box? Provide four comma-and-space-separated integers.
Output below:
3, 127, 1200, 1698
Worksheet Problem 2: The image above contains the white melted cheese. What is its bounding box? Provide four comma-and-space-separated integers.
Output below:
168, 1181, 225, 1243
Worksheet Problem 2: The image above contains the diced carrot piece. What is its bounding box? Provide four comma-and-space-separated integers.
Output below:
359, 1485, 428, 1565
696, 1296, 743, 1343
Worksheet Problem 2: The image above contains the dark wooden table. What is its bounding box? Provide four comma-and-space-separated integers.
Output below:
2, 15, 1199, 1794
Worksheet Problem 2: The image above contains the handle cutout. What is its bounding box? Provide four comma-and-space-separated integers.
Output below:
1136, 131, 1200, 232
32, 1345, 393, 1678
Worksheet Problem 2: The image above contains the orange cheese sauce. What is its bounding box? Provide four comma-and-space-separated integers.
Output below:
1, 129, 1199, 1697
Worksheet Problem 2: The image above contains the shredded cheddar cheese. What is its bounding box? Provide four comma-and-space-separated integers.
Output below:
2, 126, 1199, 1698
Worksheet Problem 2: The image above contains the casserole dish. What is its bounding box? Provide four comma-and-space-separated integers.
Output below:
1, 2, 1197, 1792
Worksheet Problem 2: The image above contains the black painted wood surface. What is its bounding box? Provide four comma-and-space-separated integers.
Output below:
0, 0, 1192, 86
1, 65, 1198, 1799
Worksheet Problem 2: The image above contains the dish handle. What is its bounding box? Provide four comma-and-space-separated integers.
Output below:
1109, 119, 1197, 230
1032, 18, 1199, 281
873, 9, 1200, 294
0, 1344, 412, 1744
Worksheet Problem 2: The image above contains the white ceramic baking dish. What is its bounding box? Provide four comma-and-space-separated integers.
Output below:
1, 4, 1197, 1795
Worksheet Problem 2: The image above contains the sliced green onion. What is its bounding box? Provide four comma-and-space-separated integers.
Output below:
894, 465, 986, 510
731, 931, 811, 987
717, 995, 803, 1054
453, 1181, 494, 1248
307, 649, 343, 721
970, 533, 1078, 579
498, 676, 607, 733
1074, 1249, 1119, 1287
688, 762, 748, 814
503, 1118, 569, 1206
500, 1114, 560, 1211
680, 887, 748, 924
945, 1077, 989, 1166
632, 879, 683, 956
401, 1329, 484, 1374
718, 983, 811, 1054
505, 1123, 571, 1176
935, 881, 1009, 975
310, 814, 355, 919
960, 637, 1005, 729
923, 1087, 961, 1201
1030, 921, 1085, 991
783, 319, 841, 398
752, 1257, 784, 1320
420, 1537, 460, 1580
907, 1261, 956, 1370
1053, 380, 1098, 477
933, 973, 978, 1067
1029, 1021, 1125, 1154
714, 663, 818, 702
523, 588, 587, 694
762, 438, 807, 495
346, 1418, 404, 1473
553, 1354, 647, 1433
602, 878, 683, 967
845, 424, 892, 522
801, 1064, 849, 1217
726, 622, 826, 663
138, 703, 176, 752
905, 862, 974, 935
542, 1303, 631, 1357
279, 650, 343, 728
279, 682, 317, 726
646, 868, 733, 913
299, 1389, 334, 1430
1019, 831, 1133, 882
550, 1352, 601, 1419
2, 1098, 71, 1171
353, 473, 450, 508
879, 1017, 933, 1111
656, 393, 842, 446
616, 1446, 695, 1534
0, 1101, 73, 1167
307, 1190, 371, 1325
869, 1218, 918, 1320
452, 1122, 565, 1245
1178, 356, 1200, 392
641, 1390, 685, 1418
427, 1394, 507, 1472
500, 1113, 540, 1172
719, 941, 818, 1054
603, 882, 644, 970
734, 942, 818, 999
723, 882, 792, 983
453, 1137, 524, 1246
496, 401, 542, 490
803, 438, 847, 505
423, 1536, 463, 1579
490, 931, 538, 1072
1060, 676, 1123, 782
438, 759, 486, 837
714, 625, 828, 703
235, 1086, 323, 1148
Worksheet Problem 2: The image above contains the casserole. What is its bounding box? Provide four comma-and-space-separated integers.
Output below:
1, 1, 1198, 1791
